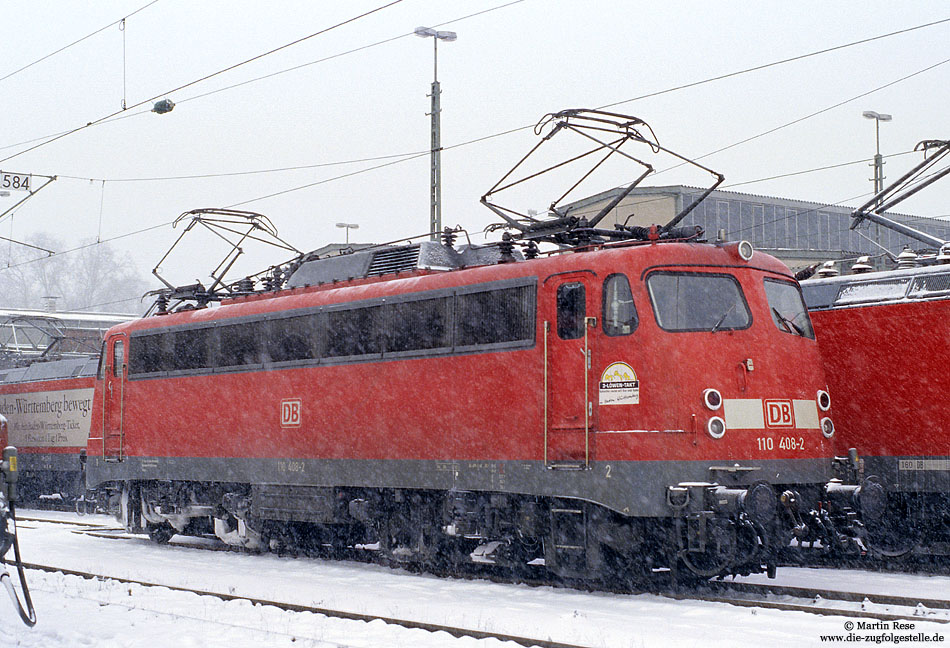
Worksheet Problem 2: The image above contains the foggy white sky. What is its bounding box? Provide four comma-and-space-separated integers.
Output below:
1, 1, 948, 310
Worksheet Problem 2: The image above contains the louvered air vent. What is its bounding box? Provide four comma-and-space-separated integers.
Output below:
366, 246, 421, 276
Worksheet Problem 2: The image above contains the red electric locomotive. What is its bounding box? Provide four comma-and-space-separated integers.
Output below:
0, 357, 98, 504
84, 110, 868, 582
801, 139, 950, 557
0, 311, 133, 506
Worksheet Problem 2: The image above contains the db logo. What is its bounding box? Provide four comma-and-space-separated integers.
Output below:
764, 399, 794, 428
280, 399, 302, 427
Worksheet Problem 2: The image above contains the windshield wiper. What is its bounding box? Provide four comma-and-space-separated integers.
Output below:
772, 307, 805, 337
710, 302, 738, 333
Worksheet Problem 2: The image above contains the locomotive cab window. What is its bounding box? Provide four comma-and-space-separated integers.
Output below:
112, 340, 124, 378
603, 274, 638, 336
97, 341, 107, 379
556, 282, 586, 340
763, 278, 815, 339
647, 272, 751, 332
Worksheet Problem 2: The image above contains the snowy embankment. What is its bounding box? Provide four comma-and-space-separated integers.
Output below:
1, 510, 948, 647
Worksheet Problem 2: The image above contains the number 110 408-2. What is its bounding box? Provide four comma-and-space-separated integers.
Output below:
757, 437, 805, 451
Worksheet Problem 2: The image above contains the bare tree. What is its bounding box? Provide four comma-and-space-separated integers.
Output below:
0, 235, 148, 314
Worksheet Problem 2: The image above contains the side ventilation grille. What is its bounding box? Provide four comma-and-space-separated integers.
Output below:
366, 246, 421, 276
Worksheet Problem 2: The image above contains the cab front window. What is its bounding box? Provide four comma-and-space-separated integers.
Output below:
647, 271, 751, 332
764, 278, 815, 339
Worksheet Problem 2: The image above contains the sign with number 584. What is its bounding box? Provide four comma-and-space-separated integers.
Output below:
0, 172, 31, 192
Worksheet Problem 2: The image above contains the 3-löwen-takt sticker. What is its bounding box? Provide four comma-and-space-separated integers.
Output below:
599, 361, 639, 405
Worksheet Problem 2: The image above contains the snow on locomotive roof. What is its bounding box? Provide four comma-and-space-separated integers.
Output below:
0, 309, 137, 325
286, 241, 521, 288
802, 262, 950, 310
0, 356, 98, 384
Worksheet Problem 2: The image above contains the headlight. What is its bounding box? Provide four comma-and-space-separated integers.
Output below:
703, 388, 722, 410
737, 240, 754, 261
821, 417, 835, 438
817, 390, 831, 412
707, 416, 726, 439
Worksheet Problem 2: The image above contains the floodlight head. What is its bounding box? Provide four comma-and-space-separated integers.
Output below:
414, 26, 456, 41
863, 110, 892, 122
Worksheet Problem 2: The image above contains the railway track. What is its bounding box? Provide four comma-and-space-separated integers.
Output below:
17, 514, 950, 632
694, 581, 949, 624
18, 560, 589, 648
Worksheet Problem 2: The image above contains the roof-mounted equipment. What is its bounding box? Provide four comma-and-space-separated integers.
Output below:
480, 108, 724, 248
147, 208, 302, 314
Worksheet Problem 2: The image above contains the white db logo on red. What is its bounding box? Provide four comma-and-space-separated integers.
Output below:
764, 399, 793, 428
280, 399, 301, 427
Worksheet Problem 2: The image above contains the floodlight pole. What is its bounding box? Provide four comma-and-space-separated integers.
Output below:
862, 110, 892, 245
863, 110, 892, 202
416, 27, 456, 241
430, 38, 442, 242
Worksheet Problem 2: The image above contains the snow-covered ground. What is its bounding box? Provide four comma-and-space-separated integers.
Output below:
2, 510, 948, 648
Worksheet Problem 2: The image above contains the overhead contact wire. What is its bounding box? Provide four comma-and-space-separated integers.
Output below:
1, 10, 940, 160
0, 0, 406, 165
0, 0, 161, 84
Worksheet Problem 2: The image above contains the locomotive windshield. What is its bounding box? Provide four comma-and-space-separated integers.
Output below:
646, 272, 751, 332
764, 279, 815, 339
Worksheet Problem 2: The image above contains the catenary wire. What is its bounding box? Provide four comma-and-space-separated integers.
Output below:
57, 151, 430, 183
225, 53, 948, 210
2, 44, 942, 275
0, 149, 914, 278
174, 0, 526, 108
0, 0, 527, 162
2, 11, 943, 165
596, 16, 950, 112
0, 0, 161, 84
3, 20, 948, 287
542, 57, 949, 223
0, 0, 406, 165
562, 149, 921, 223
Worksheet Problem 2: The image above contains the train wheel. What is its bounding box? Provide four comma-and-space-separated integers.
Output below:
146, 522, 176, 544
864, 516, 920, 558
860, 493, 922, 558
676, 517, 737, 579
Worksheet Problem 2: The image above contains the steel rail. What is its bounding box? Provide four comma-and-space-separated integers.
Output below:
706, 580, 950, 611
18, 560, 591, 648
679, 582, 950, 624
